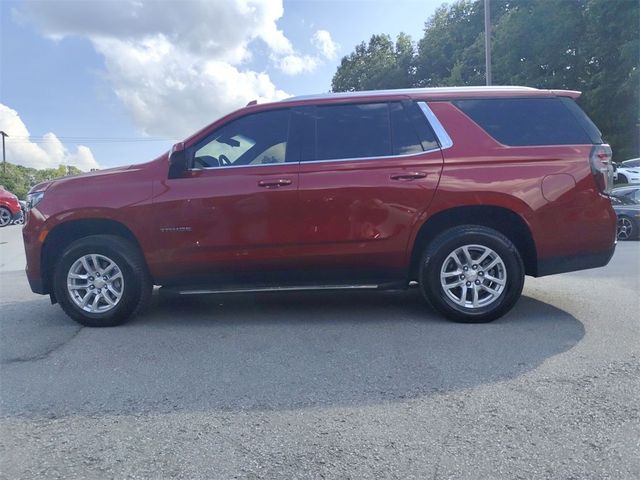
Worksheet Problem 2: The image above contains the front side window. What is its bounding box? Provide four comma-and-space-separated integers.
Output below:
192, 109, 290, 169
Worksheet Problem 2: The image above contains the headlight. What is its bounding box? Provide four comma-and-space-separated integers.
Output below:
26, 191, 45, 210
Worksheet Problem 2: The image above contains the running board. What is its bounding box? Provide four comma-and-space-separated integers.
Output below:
173, 284, 382, 296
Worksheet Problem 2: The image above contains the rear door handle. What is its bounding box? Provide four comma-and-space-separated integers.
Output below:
258, 178, 293, 188
390, 172, 427, 181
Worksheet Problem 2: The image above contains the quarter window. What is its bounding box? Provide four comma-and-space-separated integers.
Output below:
192, 109, 290, 169
454, 98, 593, 146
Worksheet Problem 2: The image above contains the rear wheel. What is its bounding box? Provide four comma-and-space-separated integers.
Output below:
53, 235, 152, 327
419, 225, 525, 323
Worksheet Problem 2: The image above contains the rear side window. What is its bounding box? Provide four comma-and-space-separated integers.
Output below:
389, 102, 423, 155
454, 98, 595, 146
315, 103, 391, 161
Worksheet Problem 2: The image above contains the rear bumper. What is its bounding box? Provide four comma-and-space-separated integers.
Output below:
536, 244, 616, 277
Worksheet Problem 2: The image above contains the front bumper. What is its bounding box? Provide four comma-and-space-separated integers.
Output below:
22, 211, 47, 295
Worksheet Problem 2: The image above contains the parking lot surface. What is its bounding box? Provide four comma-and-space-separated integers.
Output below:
1, 224, 639, 479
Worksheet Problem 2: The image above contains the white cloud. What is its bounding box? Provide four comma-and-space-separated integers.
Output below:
312, 30, 339, 60
94, 36, 288, 137
278, 54, 319, 75
0, 104, 99, 171
15, 1, 341, 137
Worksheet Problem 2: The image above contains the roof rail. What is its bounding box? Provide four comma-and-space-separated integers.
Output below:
282, 86, 538, 102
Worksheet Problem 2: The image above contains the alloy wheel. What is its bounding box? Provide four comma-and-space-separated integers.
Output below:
617, 217, 633, 240
440, 244, 507, 309
67, 254, 125, 313
0, 208, 11, 227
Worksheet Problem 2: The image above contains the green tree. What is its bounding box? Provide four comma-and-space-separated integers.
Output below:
579, 0, 639, 159
330, 0, 639, 158
0, 163, 84, 199
331, 33, 416, 92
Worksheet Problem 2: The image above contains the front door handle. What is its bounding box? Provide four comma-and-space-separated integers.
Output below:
258, 178, 293, 188
390, 172, 427, 181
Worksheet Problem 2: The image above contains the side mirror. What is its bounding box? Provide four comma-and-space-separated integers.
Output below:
168, 142, 187, 179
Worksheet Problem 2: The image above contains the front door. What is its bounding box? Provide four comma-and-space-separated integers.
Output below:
151, 108, 300, 285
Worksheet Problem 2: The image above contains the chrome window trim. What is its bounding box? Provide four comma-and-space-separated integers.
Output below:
300, 147, 440, 165
417, 101, 454, 150
190, 147, 442, 171
191, 161, 290, 171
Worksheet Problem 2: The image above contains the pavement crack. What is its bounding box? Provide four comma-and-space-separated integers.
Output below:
1, 326, 83, 365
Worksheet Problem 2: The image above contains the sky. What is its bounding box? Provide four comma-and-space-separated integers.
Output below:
0, 0, 443, 170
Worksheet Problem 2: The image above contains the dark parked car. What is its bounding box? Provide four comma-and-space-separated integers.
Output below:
611, 195, 640, 241
23, 86, 617, 327
611, 185, 640, 204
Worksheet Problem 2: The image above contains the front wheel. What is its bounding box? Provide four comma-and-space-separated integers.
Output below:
419, 225, 525, 323
0, 207, 11, 227
617, 216, 636, 241
53, 235, 152, 327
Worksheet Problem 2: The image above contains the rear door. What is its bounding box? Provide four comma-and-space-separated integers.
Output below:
295, 100, 444, 283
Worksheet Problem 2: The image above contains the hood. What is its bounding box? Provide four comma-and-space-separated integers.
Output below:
28, 161, 159, 194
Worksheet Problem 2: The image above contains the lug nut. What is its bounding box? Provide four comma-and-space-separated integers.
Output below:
89, 285, 94, 289
463, 266, 469, 271
103, 276, 108, 281
472, 264, 478, 270
89, 276, 94, 281
479, 271, 484, 276
460, 274, 465, 280
475, 280, 481, 285
466, 281, 471, 287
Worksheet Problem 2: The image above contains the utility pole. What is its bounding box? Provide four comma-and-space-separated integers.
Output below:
0, 131, 8, 176
484, 0, 492, 86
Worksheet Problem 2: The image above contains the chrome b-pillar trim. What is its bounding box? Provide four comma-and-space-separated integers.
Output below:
417, 101, 454, 150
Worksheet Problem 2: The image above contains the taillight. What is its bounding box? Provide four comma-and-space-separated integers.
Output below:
589, 144, 613, 194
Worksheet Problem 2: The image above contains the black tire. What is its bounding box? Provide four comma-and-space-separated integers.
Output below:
53, 235, 152, 327
616, 215, 636, 241
0, 207, 11, 227
419, 225, 525, 323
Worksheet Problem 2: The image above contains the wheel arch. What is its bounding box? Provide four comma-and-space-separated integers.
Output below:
41, 218, 149, 294
409, 205, 538, 279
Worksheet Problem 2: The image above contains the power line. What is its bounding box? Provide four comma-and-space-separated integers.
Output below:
6, 136, 177, 144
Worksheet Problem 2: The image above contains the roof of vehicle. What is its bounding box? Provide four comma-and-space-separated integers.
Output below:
277, 86, 581, 105
186, 86, 581, 146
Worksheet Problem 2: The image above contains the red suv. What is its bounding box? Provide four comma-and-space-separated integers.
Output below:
0, 186, 22, 227
23, 86, 616, 327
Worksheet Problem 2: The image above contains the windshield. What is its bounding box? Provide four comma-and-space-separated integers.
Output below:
622, 158, 640, 168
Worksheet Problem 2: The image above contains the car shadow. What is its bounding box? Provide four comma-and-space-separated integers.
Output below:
1, 289, 584, 417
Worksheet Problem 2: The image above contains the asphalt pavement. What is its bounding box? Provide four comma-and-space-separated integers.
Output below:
0, 224, 639, 479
